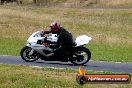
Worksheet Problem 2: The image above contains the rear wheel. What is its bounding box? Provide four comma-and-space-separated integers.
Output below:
69, 47, 91, 65
20, 46, 40, 62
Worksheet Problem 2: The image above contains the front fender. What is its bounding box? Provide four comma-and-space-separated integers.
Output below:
26, 42, 36, 47
27, 43, 30, 46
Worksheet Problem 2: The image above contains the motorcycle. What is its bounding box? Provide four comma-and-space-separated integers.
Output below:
20, 31, 92, 65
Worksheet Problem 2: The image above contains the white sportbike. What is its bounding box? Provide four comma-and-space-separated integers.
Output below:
20, 31, 92, 65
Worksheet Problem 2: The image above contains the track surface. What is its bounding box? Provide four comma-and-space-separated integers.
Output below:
0, 56, 132, 73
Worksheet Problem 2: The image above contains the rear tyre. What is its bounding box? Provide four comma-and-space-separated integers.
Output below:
69, 47, 91, 65
20, 46, 40, 62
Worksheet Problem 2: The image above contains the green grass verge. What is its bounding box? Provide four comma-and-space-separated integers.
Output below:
88, 43, 132, 62
0, 5, 132, 62
0, 64, 131, 88
0, 38, 25, 56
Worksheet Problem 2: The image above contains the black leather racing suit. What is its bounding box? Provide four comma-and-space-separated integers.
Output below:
43, 27, 74, 55
57, 27, 73, 48
54, 27, 74, 57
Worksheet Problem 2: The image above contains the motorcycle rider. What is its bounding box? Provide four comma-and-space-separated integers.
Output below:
42, 21, 74, 57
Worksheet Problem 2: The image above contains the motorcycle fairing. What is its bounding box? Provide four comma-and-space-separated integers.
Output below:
75, 35, 92, 46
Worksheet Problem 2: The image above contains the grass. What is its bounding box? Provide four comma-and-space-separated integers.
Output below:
24, 0, 132, 8
88, 43, 132, 62
97, 0, 132, 7
0, 5, 132, 62
0, 64, 131, 88
3, 0, 132, 8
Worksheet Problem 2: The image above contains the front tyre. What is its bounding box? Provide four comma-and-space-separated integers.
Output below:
69, 47, 91, 65
20, 46, 40, 62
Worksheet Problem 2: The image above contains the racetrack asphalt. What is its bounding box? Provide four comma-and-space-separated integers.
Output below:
0, 56, 132, 73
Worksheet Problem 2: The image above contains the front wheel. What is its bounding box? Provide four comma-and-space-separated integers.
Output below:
20, 46, 40, 62
69, 47, 91, 65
